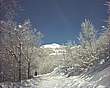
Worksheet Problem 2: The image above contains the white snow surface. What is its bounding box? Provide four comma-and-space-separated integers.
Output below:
1, 64, 110, 88
41, 43, 62, 49
37, 65, 110, 88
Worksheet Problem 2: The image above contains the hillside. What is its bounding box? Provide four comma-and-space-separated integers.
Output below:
36, 62, 110, 88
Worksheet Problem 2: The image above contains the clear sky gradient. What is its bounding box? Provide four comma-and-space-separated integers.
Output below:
20, 0, 107, 44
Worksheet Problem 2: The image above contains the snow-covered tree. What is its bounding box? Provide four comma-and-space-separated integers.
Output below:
0, 19, 43, 82
96, 1, 110, 64
78, 19, 98, 68
80, 19, 96, 49
19, 19, 43, 78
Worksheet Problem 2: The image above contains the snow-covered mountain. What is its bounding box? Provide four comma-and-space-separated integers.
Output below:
41, 43, 66, 56
41, 43, 63, 49
40, 43, 81, 56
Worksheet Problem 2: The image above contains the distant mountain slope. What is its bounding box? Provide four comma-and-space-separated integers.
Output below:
41, 43, 62, 49
40, 43, 66, 56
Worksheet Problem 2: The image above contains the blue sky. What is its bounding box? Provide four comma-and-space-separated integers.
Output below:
20, 0, 107, 44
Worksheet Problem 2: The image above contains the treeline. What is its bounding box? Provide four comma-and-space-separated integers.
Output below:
0, 0, 43, 82
58, 1, 110, 70
62, 19, 110, 69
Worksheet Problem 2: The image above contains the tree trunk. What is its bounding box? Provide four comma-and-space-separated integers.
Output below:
18, 43, 22, 82
18, 60, 21, 81
27, 62, 30, 79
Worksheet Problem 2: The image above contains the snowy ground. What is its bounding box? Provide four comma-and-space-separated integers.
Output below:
0, 64, 110, 88
37, 66, 110, 88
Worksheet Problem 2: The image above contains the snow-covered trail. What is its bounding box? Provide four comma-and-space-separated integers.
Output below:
1, 65, 110, 88
37, 76, 94, 88
37, 65, 110, 88
38, 76, 66, 88
37, 75, 106, 88
38, 76, 80, 88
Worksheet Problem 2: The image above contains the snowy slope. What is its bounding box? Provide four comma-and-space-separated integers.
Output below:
1, 63, 110, 88
40, 43, 66, 56
40, 43, 81, 56
37, 64, 110, 88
